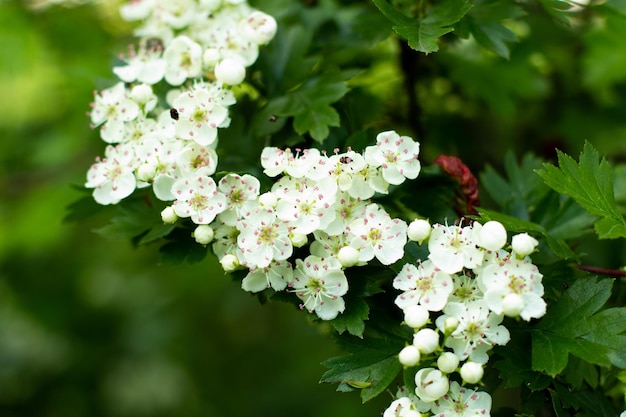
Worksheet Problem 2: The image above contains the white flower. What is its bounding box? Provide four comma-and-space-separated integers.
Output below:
383, 397, 421, 417
292, 255, 348, 320
239, 11, 277, 44
394, 260, 453, 312
414, 368, 449, 403
260, 147, 321, 178
171, 174, 227, 224
236, 208, 293, 268
218, 173, 261, 226
477, 254, 546, 321
436, 301, 510, 364
512, 232, 539, 257
347, 203, 408, 265
90, 83, 140, 143
364, 130, 421, 185
163, 36, 203, 85
428, 224, 484, 274
173, 86, 229, 146
431, 382, 492, 417
321, 191, 367, 236
448, 274, 483, 304
113, 47, 166, 85
241, 261, 293, 292
85, 144, 138, 205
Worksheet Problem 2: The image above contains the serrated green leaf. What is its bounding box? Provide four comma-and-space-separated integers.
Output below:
531, 277, 626, 376
320, 335, 403, 402
331, 296, 369, 337
372, 0, 472, 54
293, 103, 340, 142
536, 141, 626, 239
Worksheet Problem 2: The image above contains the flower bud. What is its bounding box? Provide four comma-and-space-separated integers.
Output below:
136, 163, 156, 182
413, 328, 440, 354
460, 362, 484, 384
215, 58, 246, 85
443, 317, 459, 334
337, 246, 359, 268
437, 352, 460, 373
398, 345, 421, 367
290, 232, 308, 248
415, 368, 449, 402
240, 11, 277, 45
258, 191, 278, 208
407, 219, 431, 244
512, 233, 539, 257
501, 293, 525, 317
220, 254, 240, 272
130, 83, 153, 103
203, 48, 220, 68
478, 220, 507, 251
193, 225, 214, 245
161, 206, 178, 224
404, 304, 429, 329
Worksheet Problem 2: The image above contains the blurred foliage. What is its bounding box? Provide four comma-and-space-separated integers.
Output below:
1, 0, 626, 416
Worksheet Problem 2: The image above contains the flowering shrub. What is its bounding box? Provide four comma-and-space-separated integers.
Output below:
71, 0, 626, 416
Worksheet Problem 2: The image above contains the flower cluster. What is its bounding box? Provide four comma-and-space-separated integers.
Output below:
85, 0, 277, 205
207, 130, 420, 320
384, 220, 543, 417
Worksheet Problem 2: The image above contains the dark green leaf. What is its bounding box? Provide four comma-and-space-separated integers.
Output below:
536, 141, 626, 239
532, 277, 626, 376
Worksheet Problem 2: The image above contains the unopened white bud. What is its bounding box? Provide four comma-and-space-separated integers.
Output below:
398, 345, 421, 367
240, 11, 277, 44
404, 305, 429, 329
220, 254, 240, 272
512, 233, 539, 257
130, 83, 153, 103
337, 246, 359, 267
136, 163, 156, 182
161, 206, 178, 224
203, 48, 220, 68
193, 225, 214, 245
443, 317, 459, 334
478, 220, 507, 251
258, 191, 278, 208
407, 219, 431, 244
215, 58, 246, 85
437, 352, 460, 373
502, 293, 525, 317
413, 328, 440, 354
290, 232, 308, 248
460, 362, 484, 384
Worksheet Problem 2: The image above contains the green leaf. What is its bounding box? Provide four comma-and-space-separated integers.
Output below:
536, 141, 626, 239
372, 0, 472, 54
293, 103, 340, 142
320, 335, 404, 402
330, 296, 369, 337
531, 277, 626, 376
462, 0, 526, 59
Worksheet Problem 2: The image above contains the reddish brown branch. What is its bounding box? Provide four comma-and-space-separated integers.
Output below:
576, 265, 626, 277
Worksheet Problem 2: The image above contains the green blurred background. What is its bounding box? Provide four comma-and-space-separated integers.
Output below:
1, 0, 626, 416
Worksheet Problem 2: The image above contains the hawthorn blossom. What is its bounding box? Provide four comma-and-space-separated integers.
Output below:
382, 397, 422, 417
322, 191, 368, 236
218, 173, 261, 225
236, 208, 293, 268
394, 260, 454, 312
477, 253, 546, 320
428, 224, 484, 274
241, 260, 293, 293
172, 86, 229, 146
171, 174, 227, 224
364, 130, 421, 185
347, 203, 408, 265
90, 82, 140, 144
431, 382, 492, 417
85, 143, 138, 205
163, 35, 203, 85
113, 46, 166, 85
436, 301, 510, 364
292, 255, 348, 320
